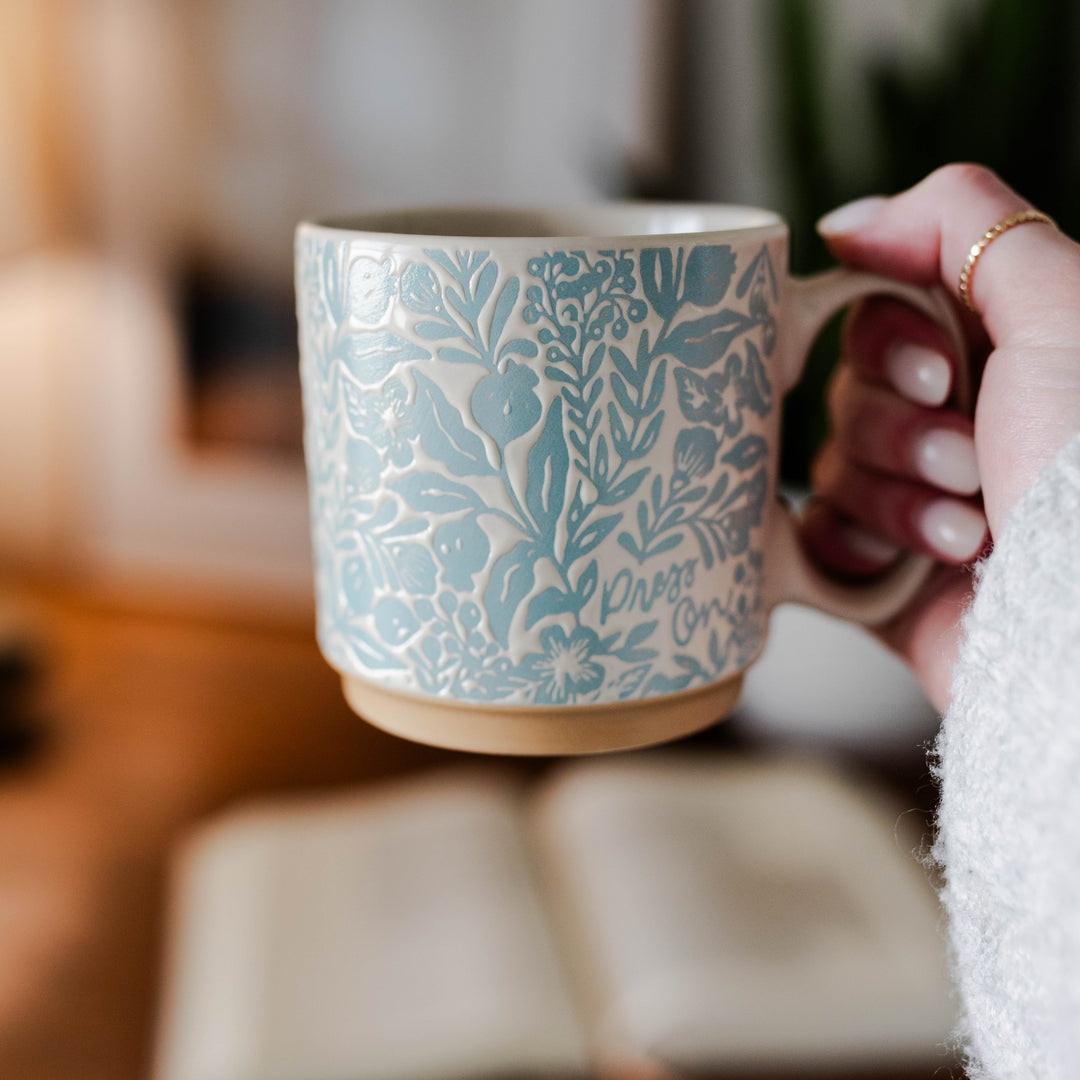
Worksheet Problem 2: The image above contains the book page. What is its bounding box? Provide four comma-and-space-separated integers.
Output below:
530, 754, 953, 1074
155, 769, 588, 1080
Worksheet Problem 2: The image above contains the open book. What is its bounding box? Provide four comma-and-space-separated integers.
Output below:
154, 754, 955, 1080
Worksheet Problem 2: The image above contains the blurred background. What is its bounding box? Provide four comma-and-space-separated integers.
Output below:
1, 1, 1078, 1077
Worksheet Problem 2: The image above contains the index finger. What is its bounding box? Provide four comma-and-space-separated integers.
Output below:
817, 164, 1080, 350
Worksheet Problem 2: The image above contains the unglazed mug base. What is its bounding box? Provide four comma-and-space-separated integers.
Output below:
340, 673, 744, 756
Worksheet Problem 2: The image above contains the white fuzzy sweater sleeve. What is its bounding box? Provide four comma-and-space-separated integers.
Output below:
934, 432, 1080, 1079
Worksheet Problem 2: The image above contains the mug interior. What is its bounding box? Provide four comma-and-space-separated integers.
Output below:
312, 203, 784, 243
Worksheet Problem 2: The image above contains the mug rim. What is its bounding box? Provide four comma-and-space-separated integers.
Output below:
297, 201, 788, 247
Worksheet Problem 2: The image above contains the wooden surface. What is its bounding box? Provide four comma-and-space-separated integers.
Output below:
0, 580, 949, 1080
0, 581, 452, 1080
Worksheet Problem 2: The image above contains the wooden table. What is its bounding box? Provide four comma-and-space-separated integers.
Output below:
0, 580, 452, 1080
0, 579, 946, 1080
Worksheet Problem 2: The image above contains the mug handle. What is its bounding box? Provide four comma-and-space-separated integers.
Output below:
765, 268, 969, 627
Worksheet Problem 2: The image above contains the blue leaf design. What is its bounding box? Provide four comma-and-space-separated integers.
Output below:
340, 332, 431, 384
617, 532, 643, 560
608, 403, 630, 456
413, 371, 496, 476
525, 586, 579, 629
446, 285, 469, 319
425, 250, 459, 277
611, 372, 638, 419
602, 467, 648, 505
640, 248, 681, 321
566, 512, 621, 563
739, 340, 773, 415
439, 347, 483, 366
392, 472, 486, 513
624, 621, 658, 649
382, 518, 428, 538
545, 366, 577, 385
526, 398, 569, 540
680, 245, 736, 308
576, 560, 598, 604
485, 540, 536, 647
646, 534, 683, 557
644, 671, 694, 695
416, 321, 460, 341
489, 276, 519, 348
642, 358, 667, 415
499, 338, 539, 360
474, 262, 498, 315
721, 434, 768, 471
633, 411, 664, 459
663, 311, 753, 369
610, 345, 637, 387
585, 343, 607, 381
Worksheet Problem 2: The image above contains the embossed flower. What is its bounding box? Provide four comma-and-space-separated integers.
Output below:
520, 626, 605, 705
674, 364, 742, 435
344, 378, 418, 466
345, 438, 383, 497
672, 427, 719, 487
471, 360, 542, 449
401, 264, 443, 315
347, 256, 394, 324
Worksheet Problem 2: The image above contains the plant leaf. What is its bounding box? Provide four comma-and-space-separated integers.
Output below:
526, 586, 579, 628
611, 371, 638, 418
475, 261, 498, 313
662, 310, 753, 369
340, 332, 431, 384
632, 411, 664, 460
391, 472, 486, 513
602, 467, 648, 505
484, 540, 536, 647
721, 434, 769, 471
640, 248, 680, 321
413, 371, 496, 476
566, 512, 622, 562
681, 245, 736, 307
525, 398, 569, 539
489, 276, 519, 347
415, 321, 460, 341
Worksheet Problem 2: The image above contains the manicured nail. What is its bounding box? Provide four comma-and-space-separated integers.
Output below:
913, 428, 980, 495
885, 342, 952, 406
920, 499, 987, 562
816, 196, 888, 236
839, 522, 901, 564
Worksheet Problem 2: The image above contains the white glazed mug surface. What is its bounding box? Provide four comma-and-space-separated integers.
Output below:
295, 204, 961, 753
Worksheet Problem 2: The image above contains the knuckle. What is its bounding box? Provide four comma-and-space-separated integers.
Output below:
809, 443, 841, 496
929, 162, 1007, 201
824, 363, 851, 417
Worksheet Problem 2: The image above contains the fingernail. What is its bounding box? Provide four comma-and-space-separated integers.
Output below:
885, 342, 952, 406
913, 428, 980, 495
816, 196, 888, 236
839, 522, 901, 564
920, 499, 987, 562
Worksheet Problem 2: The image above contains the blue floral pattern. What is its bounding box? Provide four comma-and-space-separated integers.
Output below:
297, 227, 780, 705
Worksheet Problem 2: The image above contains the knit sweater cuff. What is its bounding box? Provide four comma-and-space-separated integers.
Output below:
935, 432, 1080, 1079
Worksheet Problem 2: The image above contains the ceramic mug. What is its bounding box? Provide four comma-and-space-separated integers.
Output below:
295, 204, 961, 754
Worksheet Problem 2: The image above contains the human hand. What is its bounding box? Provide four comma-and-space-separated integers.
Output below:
803, 164, 1080, 709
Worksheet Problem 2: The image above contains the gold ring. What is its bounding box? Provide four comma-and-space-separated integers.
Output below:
958, 209, 1056, 312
